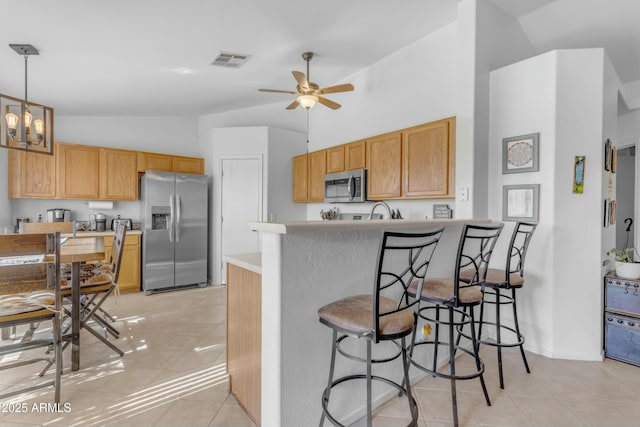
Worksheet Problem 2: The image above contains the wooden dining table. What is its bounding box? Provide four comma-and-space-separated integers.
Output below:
60, 237, 105, 371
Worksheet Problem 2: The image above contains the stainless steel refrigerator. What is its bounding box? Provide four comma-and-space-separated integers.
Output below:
141, 171, 208, 294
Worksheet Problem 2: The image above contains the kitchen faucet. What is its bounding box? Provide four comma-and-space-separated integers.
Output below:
368, 201, 392, 220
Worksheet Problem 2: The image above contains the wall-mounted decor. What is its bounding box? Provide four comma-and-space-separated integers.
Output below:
502, 133, 539, 174
604, 139, 613, 171
573, 156, 585, 194
502, 184, 539, 223
609, 200, 616, 225
611, 145, 617, 173
604, 198, 610, 227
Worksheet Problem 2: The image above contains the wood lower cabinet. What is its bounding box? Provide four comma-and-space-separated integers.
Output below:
100, 148, 138, 200
402, 117, 455, 198
308, 150, 327, 202
56, 143, 101, 200
292, 154, 309, 202
8, 150, 56, 198
366, 132, 402, 200
103, 233, 140, 293
227, 263, 261, 425
345, 139, 366, 171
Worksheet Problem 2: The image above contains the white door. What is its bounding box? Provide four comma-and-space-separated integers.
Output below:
220, 157, 262, 283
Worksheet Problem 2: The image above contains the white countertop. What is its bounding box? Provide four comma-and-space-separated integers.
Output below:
61, 230, 143, 238
250, 218, 491, 234
223, 252, 262, 274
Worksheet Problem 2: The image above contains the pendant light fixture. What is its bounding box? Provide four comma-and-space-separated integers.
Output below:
1, 44, 54, 155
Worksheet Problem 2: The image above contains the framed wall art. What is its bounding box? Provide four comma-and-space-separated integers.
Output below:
502, 133, 539, 174
502, 184, 540, 223
573, 156, 585, 194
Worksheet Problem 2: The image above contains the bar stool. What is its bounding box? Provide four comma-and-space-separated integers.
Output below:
408, 223, 503, 427
318, 228, 444, 427
460, 221, 536, 389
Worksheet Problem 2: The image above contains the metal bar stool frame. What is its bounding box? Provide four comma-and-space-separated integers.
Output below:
459, 221, 537, 389
408, 223, 504, 427
318, 228, 445, 427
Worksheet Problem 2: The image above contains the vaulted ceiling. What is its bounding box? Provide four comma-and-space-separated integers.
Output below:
0, 0, 638, 116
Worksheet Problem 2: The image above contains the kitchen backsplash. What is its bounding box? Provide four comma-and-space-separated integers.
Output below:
9, 199, 141, 228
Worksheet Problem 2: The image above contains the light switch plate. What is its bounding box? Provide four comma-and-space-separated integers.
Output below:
457, 187, 469, 201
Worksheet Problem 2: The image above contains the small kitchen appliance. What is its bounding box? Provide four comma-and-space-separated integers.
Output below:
16, 217, 29, 233
47, 209, 71, 222
95, 213, 107, 232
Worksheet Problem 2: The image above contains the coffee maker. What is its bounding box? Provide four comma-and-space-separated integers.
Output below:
95, 213, 107, 232
47, 209, 71, 222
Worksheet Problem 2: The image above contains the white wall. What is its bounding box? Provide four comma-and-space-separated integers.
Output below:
0, 150, 10, 231
489, 49, 620, 360
206, 126, 306, 284
456, 0, 536, 219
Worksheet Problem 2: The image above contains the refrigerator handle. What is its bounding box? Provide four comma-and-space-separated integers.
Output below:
169, 194, 175, 243
176, 195, 182, 242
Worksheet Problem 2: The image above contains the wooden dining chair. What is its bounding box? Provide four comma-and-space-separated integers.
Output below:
0, 232, 63, 403
58, 223, 127, 357
22, 222, 74, 234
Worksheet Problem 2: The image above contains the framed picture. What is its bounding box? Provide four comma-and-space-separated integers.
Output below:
502, 133, 539, 174
502, 184, 540, 223
604, 139, 612, 171
573, 156, 585, 194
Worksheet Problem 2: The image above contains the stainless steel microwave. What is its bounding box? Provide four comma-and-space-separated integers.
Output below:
324, 169, 367, 203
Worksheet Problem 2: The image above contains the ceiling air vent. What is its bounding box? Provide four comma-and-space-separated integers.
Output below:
210, 52, 251, 68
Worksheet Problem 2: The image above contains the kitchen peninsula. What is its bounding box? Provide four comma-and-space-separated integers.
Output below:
245, 218, 490, 427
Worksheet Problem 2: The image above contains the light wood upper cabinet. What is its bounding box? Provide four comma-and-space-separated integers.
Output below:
402, 118, 455, 198
173, 155, 204, 174
326, 145, 345, 174
308, 150, 327, 202
99, 148, 138, 200
8, 150, 56, 199
345, 140, 366, 171
366, 132, 402, 200
56, 143, 100, 200
137, 152, 172, 173
292, 154, 308, 203
137, 152, 205, 174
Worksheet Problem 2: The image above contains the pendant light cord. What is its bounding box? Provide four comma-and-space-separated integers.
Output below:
24, 55, 29, 102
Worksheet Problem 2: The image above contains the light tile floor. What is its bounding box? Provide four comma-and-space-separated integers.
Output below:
1, 286, 640, 427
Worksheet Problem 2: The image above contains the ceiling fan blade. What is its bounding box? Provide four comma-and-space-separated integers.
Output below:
316, 83, 354, 95
317, 96, 341, 110
292, 71, 309, 91
286, 100, 300, 110
259, 88, 298, 94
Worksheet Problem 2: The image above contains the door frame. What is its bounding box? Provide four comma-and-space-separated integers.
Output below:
218, 155, 263, 285
618, 138, 639, 253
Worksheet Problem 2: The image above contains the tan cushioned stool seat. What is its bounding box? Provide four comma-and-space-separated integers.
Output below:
318, 295, 414, 337
0, 292, 55, 319
408, 278, 483, 304
459, 268, 524, 288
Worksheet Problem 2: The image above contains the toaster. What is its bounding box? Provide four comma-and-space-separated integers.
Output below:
111, 218, 132, 231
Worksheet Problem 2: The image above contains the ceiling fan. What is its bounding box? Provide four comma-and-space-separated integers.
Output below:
259, 52, 354, 110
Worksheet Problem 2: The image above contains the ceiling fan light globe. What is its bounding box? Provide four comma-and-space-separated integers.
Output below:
297, 94, 318, 109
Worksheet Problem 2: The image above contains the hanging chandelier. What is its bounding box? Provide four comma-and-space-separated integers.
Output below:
0, 44, 54, 155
